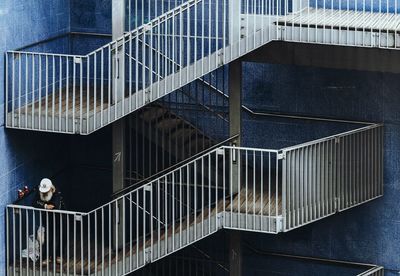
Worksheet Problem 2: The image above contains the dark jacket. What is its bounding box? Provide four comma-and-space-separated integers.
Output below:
33, 191, 65, 210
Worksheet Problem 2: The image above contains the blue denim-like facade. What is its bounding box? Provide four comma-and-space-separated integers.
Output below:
0, 1, 72, 274
70, 0, 111, 34
241, 62, 400, 275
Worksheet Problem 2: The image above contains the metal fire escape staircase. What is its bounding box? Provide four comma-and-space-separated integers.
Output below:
7, 121, 384, 275
6, 0, 255, 134
5, 0, 390, 275
7, 0, 400, 135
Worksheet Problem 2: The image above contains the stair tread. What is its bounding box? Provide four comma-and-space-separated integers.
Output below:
12, 188, 281, 275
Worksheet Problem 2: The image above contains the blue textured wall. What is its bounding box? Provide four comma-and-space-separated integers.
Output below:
70, 0, 111, 34
1, 0, 400, 275
241, 62, 399, 275
0, 1, 71, 274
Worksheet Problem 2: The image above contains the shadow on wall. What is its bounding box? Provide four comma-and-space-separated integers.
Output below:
7, 123, 112, 213
65, 124, 113, 212
2, 128, 70, 211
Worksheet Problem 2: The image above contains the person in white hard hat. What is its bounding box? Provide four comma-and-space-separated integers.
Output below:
35, 178, 63, 210
34, 178, 65, 265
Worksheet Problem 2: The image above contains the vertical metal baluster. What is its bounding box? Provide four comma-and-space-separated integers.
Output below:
72, 58, 76, 134
122, 38, 126, 117
24, 54, 29, 129
294, 149, 298, 227
157, 179, 161, 259
142, 32, 146, 107
230, 148, 233, 226
38, 55, 42, 130
94, 52, 97, 130
80, 59, 84, 134
93, 211, 97, 276
108, 46, 112, 124
223, 147, 226, 216
87, 57, 90, 133
260, 151, 264, 231
129, 34, 133, 112
135, 33, 139, 110
275, 150, 279, 228
150, 183, 154, 262
136, 191, 139, 268
282, 150, 287, 231
172, 174, 175, 251
129, 193, 133, 270
208, 153, 211, 234
368, 130, 372, 200
101, 207, 104, 275
31, 54, 35, 130
245, 150, 248, 229
194, 160, 197, 239
300, 147, 304, 224
238, 148, 241, 228
268, 152, 271, 231
253, 150, 256, 230
5, 54, 9, 128
87, 215, 91, 275
123, 198, 126, 273
308, 145, 312, 221
215, 150, 219, 231
51, 55, 55, 131
53, 212, 56, 275
187, 166, 190, 243
208, 0, 212, 71
25, 209, 29, 274
17, 209, 22, 275
65, 213, 69, 276
32, 209, 37, 276
11, 53, 15, 128
180, 168, 183, 247
108, 205, 112, 276
164, 176, 168, 254
18, 54, 21, 128
372, 128, 376, 198
59, 56, 63, 132
115, 201, 119, 276
201, 157, 204, 236
288, 151, 292, 228
12, 209, 16, 276
81, 214, 84, 276
46, 212, 49, 275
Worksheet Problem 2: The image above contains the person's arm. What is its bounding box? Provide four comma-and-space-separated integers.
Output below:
48, 193, 62, 210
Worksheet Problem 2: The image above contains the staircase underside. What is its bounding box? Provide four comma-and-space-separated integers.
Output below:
12, 189, 282, 276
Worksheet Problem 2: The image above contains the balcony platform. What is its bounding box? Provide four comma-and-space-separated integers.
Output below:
10, 188, 281, 276
276, 8, 400, 47
279, 8, 400, 32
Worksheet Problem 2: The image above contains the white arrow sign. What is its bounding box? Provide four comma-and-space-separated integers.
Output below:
114, 152, 122, 162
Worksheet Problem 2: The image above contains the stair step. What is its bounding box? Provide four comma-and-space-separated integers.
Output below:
11, 188, 282, 276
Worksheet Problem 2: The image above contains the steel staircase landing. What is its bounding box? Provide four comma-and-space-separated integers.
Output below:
13, 188, 281, 276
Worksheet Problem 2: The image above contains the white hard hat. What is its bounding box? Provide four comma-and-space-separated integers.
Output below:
39, 178, 53, 193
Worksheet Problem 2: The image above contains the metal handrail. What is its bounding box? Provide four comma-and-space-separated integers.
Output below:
112, 134, 239, 198
281, 123, 382, 152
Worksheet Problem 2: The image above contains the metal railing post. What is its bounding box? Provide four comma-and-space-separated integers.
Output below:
229, 0, 242, 56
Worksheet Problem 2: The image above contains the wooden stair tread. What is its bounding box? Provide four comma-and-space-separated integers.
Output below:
12, 189, 281, 275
